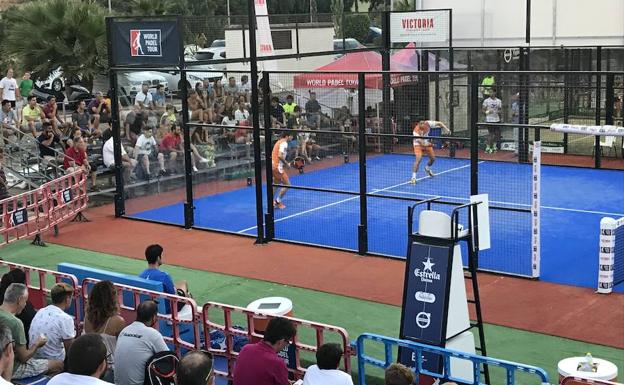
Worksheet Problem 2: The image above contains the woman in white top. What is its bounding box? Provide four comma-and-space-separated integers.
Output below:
83, 281, 126, 383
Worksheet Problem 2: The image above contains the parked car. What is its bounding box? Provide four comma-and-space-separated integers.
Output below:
33, 84, 93, 111
333, 38, 365, 51
210, 39, 225, 48
161, 59, 223, 94
363, 26, 382, 45
116, 71, 169, 98
194, 47, 227, 71
34, 67, 67, 95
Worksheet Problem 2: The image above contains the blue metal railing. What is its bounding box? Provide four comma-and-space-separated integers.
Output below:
356, 333, 550, 385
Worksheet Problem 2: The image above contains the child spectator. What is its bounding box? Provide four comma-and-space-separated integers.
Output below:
384, 363, 414, 385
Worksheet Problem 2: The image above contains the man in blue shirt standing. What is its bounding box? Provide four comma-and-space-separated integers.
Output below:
139, 244, 190, 312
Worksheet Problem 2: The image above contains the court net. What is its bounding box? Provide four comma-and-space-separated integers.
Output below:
597, 216, 624, 293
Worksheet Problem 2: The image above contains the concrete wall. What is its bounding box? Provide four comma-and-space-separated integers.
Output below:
420, 0, 624, 46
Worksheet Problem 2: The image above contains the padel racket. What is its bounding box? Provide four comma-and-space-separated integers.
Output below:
292, 156, 306, 174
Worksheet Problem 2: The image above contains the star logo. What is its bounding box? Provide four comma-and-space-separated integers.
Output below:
422, 257, 435, 273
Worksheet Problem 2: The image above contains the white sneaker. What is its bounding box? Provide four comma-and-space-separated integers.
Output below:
425, 166, 435, 177
199, 157, 209, 164
193, 166, 199, 172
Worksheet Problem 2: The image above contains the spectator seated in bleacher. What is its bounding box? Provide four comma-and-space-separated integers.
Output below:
335, 106, 356, 154
152, 85, 167, 115
72, 100, 100, 139
188, 90, 207, 123
160, 104, 177, 129
134, 126, 168, 179
0, 269, 36, 346
0, 323, 14, 384
48, 334, 111, 385
83, 280, 126, 383
42, 96, 69, 137
139, 244, 191, 313
270, 97, 286, 129
159, 123, 184, 174
37, 122, 62, 169
115, 300, 170, 385
384, 363, 414, 385
0, 99, 19, 143
0, 283, 63, 380
64, 136, 98, 191
125, 105, 145, 143
102, 129, 137, 183
177, 350, 214, 385
190, 127, 216, 168
88, 92, 111, 133
232, 317, 296, 385
21, 95, 46, 137
302, 343, 353, 385
27, 283, 75, 362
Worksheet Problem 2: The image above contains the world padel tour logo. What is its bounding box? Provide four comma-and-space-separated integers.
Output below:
130, 29, 162, 57
413, 257, 440, 283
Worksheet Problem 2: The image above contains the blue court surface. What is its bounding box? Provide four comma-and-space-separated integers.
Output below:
131, 154, 624, 292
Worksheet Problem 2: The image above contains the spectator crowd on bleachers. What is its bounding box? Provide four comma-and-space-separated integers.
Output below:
0, 66, 376, 195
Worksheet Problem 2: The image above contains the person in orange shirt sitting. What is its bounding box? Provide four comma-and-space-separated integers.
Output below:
271, 131, 294, 209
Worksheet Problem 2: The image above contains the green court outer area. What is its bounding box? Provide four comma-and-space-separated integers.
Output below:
1, 241, 621, 384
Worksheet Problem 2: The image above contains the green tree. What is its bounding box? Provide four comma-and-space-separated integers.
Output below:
129, 0, 189, 16
343, 13, 370, 41
1, 0, 108, 92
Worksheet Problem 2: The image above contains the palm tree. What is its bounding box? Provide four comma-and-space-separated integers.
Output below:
1, 0, 108, 93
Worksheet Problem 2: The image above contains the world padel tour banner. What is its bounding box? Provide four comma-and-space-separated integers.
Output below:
108, 18, 181, 66
390, 10, 451, 43
399, 241, 452, 371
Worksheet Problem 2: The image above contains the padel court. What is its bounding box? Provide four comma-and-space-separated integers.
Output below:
130, 154, 624, 292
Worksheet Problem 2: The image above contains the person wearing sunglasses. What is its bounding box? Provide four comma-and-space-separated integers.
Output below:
233, 317, 296, 385
0, 324, 14, 384
176, 350, 214, 385
47, 334, 111, 385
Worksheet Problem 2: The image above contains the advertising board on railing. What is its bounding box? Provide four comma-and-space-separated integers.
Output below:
390, 10, 451, 43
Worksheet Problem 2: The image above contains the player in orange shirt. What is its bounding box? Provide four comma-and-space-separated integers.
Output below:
271, 131, 294, 209
411, 120, 450, 184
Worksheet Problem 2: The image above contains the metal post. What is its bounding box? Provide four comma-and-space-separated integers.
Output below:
434, 51, 440, 121
525, 0, 531, 45
563, 50, 569, 153
381, 6, 391, 150
448, 11, 455, 157
105, 17, 124, 218
263, 73, 275, 241
248, 0, 265, 244
470, 73, 479, 196
595, 46, 602, 169
357, 73, 368, 255
178, 16, 194, 229
605, 74, 615, 126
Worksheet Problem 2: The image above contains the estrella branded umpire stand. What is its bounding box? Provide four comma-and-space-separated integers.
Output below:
400, 197, 490, 384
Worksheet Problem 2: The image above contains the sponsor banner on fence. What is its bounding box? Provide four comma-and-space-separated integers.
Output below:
550, 123, 624, 136
108, 19, 181, 66
390, 10, 450, 43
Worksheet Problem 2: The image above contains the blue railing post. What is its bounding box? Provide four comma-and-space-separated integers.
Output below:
356, 333, 550, 385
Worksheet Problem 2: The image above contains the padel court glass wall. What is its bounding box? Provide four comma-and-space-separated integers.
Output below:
115, 66, 624, 290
